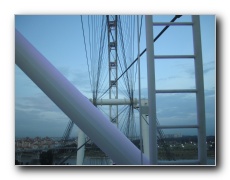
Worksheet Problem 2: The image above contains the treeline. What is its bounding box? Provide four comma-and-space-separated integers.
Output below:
159, 135, 215, 144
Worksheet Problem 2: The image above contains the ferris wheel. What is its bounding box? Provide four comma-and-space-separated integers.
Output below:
16, 15, 207, 165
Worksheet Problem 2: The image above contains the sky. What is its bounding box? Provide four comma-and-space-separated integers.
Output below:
2, 0, 229, 178
15, 15, 215, 138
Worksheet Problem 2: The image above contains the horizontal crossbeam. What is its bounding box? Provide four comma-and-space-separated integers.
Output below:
156, 89, 197, 93
89, 98, 138, 105
157, 125, 198, 129
154, 55, 195, 59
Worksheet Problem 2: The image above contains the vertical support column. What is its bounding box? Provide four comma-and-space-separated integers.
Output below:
137, 15, 143, 164
76, 129, 86, 165
192, 15, 207, 165
141, 115, 150, 158
140, 100, 150, 158
107, 15, 112, 122
107, 15, 118, 126
115, 15, 118, 126
145, 15, 157, 164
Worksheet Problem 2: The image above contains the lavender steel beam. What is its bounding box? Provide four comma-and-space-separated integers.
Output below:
15, 30, 150, 165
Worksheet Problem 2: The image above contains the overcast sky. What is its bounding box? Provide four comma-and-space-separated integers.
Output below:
15, 15, 215, 138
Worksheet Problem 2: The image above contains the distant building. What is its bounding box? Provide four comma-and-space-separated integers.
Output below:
164, 133, 182, 138
15, 136, 55, 151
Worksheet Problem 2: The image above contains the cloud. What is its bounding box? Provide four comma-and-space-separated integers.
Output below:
15, 79, 215, 138
15, 64, 93, 138
16, 94, 60, 112
156, 75, 180, 82
134, 88, 215, 135
54, 65, 93, 96
15, 93, 72, 138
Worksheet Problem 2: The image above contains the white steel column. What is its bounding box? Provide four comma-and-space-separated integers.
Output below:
15, 30, 149, 165
89, 98, 137, 106
192, 15, 207, 165
141, 114, 150, 158
76, 129, 85, 165
145, 15, 157, 164
137, 15, 143, 164
140, 100, 150, 158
